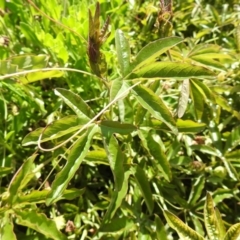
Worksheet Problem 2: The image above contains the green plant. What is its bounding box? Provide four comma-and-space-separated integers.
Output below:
164, 192, 240, 240
1, 0, 240, 239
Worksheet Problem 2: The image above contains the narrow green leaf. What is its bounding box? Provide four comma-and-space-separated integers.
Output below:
8, 154, 37, 205
133, 84, 177, 134
135, 81, 160, 126
100, 216, 134, 233
102, 170, 131, 222
15, 209, 67, 240
224, 125, 240, 154
223, 223, 240, 240
0, 61, 18, 75
155, 215, 168, 240
1, 217, 16, 240
215, 94, 240, 120
0, 167, 12, 177
177, 79, 189, 118
190, 79, 215, 102
190, 213, 205, 237
102, 135, 130, 220
176, 119, 206, 133
18, 188, 85, 204
191, 56, 225, 71
138, 128, 172, 181
115, 29, 131, 76
103, 135, 125, 191
204, 192, 220, 240
110, 78, 123, 101
22, 115, 88, 146
20, 22, 40, 44
190, 79, 204, 120
9, 54, 48, 70
129, 62, 215, 79
100, 120, 137, 135
215, 208, 226, 239
46, 125, 98, 205
55, 88, 95, 120
164, 210, 205, 240
84, 149, 109, 165
133, 165, 154, 213
191, 145, 220, 157
132, 37, 183, 70
19, 70, 63, 84
188, 175, 205, 206
221, 157, 239, 181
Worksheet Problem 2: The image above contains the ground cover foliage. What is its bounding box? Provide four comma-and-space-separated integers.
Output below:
1, 0, 240, 239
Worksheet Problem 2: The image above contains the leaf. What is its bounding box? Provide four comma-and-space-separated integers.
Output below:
46, 125, 98, 205
132, 84, 177, 134
8, 154, 37, 205
84, 149, 109, 165
176, 119, 206, 133
135, 81, 160, 126
215, 208, 226, 239
102, 135, 131, 220
177, 79, 189, 118
103, 135, 125, 191
215, 94, 240, 120
190, 79, 215, 102
164, 210, 205, 240
221, 157, 239, 181
138, 128, 172, 181
132, 37, 183, 71
100, 216, 135, 233
224, 125, 240, 154
0, 61, 18, 75
190, 79, 205, 120
223, 223, 240, 240
155, 215, 168, 240
22, 115, 89, 146
188, 175, 205, 206
54, 88, 95, 120
1, 216, 17, 240
9, 54, 48, 70
0, 167, 12, 177
100, 120, 137, 135
14, 209, 67, 240
18, 188, 85, 204
204, 192, 220, 240
110, 78, 123, 101
19, 70, 63, 84
115, 29, 131, 76
129, 62, 215, 80
133, 165, 154, 213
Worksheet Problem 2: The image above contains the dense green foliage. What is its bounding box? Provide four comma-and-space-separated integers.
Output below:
1, 0, 240, 239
